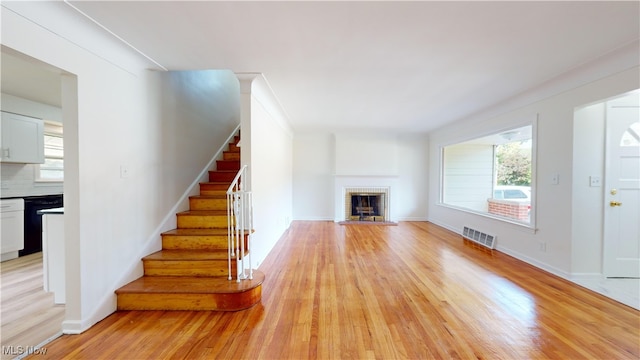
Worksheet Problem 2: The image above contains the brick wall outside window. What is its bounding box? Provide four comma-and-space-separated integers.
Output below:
487, 199, 529, 221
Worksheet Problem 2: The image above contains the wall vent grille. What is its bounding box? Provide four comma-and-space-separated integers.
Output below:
462, 226, 496, 249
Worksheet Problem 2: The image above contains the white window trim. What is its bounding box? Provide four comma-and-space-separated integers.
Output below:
438, 115, 538, 230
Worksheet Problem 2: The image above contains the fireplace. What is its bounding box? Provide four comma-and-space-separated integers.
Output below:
349, 193, 384, 221
334, 175, 396, 223
344, 187, 390, 222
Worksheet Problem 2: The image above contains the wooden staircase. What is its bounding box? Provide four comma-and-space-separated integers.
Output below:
115, 135, 264, 311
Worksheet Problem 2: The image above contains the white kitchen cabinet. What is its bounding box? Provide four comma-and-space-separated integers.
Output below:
0, 111, 44, 163
0, 198, 24, 262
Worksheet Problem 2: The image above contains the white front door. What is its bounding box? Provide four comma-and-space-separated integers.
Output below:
603, 93, 640, 278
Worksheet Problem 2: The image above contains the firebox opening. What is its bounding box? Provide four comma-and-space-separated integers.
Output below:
350, 193, 385, 221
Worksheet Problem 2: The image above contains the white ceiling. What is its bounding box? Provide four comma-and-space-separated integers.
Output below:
4, 1, 640, 132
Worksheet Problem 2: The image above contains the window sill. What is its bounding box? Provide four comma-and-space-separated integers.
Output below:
437, 202, 537, 234
34, 180, 64, 185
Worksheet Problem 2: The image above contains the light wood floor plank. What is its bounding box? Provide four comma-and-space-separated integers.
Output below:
1, 253, 64, 360
25, 221, 640, 359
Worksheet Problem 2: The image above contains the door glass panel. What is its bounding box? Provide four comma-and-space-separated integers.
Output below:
620, 122, 640, 147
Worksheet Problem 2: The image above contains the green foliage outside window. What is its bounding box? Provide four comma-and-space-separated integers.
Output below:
496, 142, 531, 186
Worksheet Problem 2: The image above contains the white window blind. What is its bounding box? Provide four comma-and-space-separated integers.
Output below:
38, 121, 63, 181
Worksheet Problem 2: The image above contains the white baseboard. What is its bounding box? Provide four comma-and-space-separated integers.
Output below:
293, 216, 334, 221
61, 320, 84, 334
496, 246, 571, 279
426, 218, 460, 234
397, 217, 429, 222
570, 273, 604, 281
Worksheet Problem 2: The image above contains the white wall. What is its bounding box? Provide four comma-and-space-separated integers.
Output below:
239, 74, 294, 269
394, 133, 429, 221
572, 103, 606, 275
293, 130, 428, 221
2, 3, 240, 333
427, 52, 639, 279
293, 132, 335, 220
334, 132, 398, 176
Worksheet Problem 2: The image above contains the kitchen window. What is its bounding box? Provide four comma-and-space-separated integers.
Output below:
37, 121, 63, 181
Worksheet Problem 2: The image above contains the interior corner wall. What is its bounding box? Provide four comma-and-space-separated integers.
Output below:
427, 66, 639, 279
2, 6, 240, 333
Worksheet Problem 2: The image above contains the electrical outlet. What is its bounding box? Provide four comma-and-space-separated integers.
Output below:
589, 176, 601, 187
551, 173, 559, 185
539, 242, 546, 252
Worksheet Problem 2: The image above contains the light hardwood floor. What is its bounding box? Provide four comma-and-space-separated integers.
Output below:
1, 253, 64, 360
25, 221, 640, 359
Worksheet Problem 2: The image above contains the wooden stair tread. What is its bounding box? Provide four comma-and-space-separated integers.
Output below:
199, 182, 232, 190
211, 170, 236, 174
197, 190, 228, 196
162, 228, 252, 236
162, 228, 230, 236
177, 210, 228, 216
143, 250, 231, 261
199, 182, 232, 187
116, 271, 265, 294
190, 194, 227, 199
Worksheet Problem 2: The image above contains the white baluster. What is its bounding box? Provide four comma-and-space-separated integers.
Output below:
227, 193, 233, 280
248, 192, 253, 280
234, 192, 241, 282
226, 165, 253, 282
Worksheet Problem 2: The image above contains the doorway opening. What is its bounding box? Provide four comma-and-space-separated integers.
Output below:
1, 46, 79, 350
572, 89, 640, 309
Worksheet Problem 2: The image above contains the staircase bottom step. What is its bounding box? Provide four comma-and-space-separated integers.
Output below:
116, 271, 264, 311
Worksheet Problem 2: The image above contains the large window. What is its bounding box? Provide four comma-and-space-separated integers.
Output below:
37, 121, 63, 181
441, 124, 534, 225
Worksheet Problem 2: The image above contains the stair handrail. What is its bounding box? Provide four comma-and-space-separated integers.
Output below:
226, 165, 253, 282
